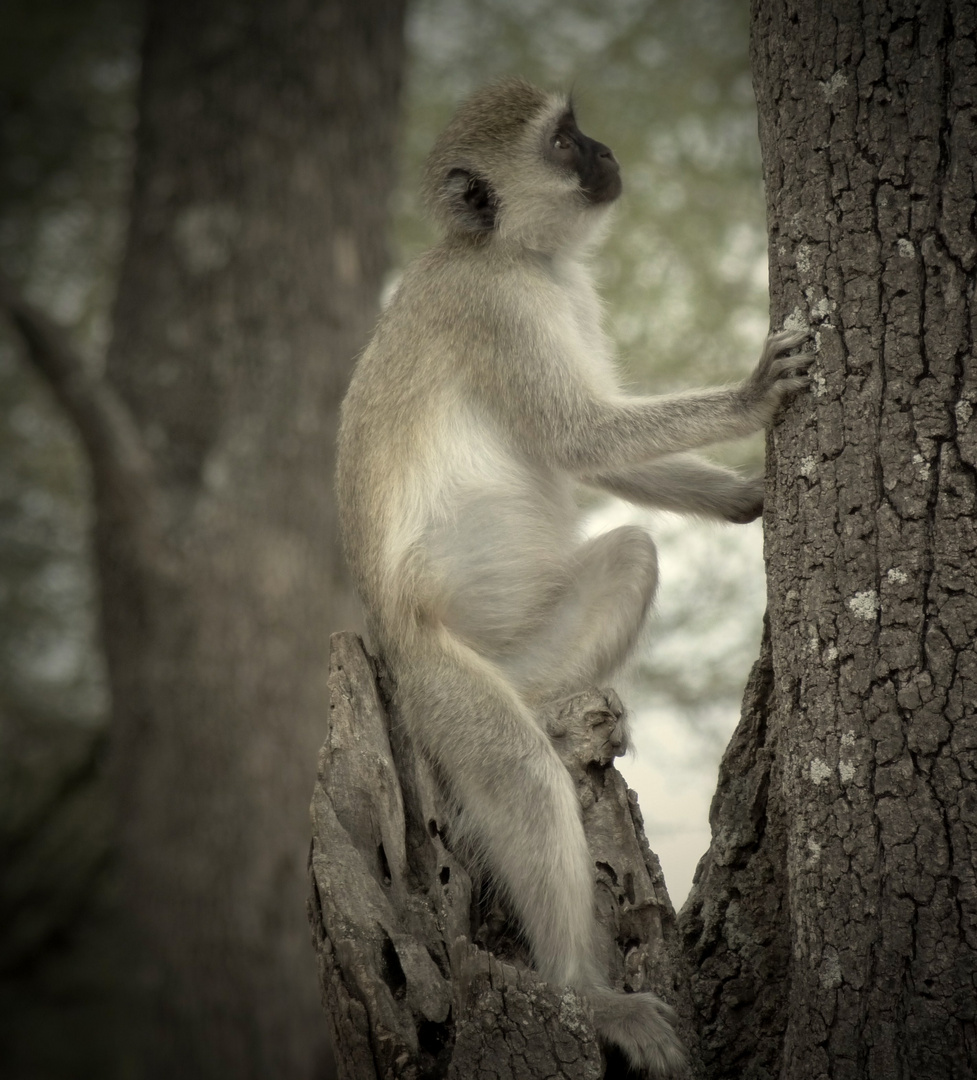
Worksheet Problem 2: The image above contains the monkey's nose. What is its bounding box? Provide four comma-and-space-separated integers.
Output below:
596, 142, 619, 168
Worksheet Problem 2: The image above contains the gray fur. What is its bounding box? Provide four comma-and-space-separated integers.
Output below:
336, 78, 813, 1076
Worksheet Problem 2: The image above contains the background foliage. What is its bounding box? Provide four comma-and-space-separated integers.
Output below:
0, 0, 769, 1074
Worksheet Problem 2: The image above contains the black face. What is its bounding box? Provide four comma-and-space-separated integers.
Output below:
545, 110, 622, 205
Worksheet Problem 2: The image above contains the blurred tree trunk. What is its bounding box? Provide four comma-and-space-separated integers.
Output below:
682, 2, 977, 1078
4, 0, 406, 1075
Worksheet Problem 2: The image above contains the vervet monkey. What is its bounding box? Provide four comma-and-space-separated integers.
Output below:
336, 78, 812, 1075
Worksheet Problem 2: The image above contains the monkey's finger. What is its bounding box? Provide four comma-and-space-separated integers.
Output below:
774, 373, 814, 397
768, 328, 812, 351
756, 333, 814, 382
725, 501, 763, 524
770, 352, 815, 379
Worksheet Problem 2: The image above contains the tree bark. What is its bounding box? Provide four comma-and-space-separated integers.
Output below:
310, 633, 700, 1079
3, 0, 407, 1075
682, 2, 977, 1078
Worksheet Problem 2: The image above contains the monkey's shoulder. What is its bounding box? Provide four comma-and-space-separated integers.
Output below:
381, 243, 602, 352
445, 235, 595, 290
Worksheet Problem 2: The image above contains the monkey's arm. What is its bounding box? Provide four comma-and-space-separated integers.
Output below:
581, 454, 763, 523
503, 330, 813, 473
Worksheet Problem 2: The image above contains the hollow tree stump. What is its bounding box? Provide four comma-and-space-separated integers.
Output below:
308, 632, 697, 1079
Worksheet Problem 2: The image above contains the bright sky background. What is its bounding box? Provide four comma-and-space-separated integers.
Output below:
586, 501, 767, 906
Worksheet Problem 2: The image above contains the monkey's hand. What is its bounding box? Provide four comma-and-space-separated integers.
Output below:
740, 329, 815, 424
542, 687, 629, 767
723, 474, 764, 524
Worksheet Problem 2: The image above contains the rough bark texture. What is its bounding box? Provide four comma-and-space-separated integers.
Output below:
310, 633, 700, 1079
682, 2, 977, 1078
679, 626, 792, 1079
4, 0, 407, 1076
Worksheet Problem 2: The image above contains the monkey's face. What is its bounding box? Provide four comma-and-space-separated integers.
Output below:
544, 110, 622, 207
424, 78, 624, 253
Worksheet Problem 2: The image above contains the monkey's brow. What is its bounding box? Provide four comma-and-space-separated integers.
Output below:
552, 110, 580, 139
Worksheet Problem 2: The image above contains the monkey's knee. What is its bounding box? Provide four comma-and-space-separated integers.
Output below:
598, 525, 659, 605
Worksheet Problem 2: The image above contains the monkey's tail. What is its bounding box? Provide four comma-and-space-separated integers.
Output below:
389, 622, 602, 990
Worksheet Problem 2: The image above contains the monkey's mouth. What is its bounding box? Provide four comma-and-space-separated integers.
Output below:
584, 172, 623, 205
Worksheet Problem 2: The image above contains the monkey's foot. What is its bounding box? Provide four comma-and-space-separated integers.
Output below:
588, 987, 687, 1078
541, 687, 629, 766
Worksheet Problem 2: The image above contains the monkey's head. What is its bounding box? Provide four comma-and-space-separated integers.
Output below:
422, 78, 622, 253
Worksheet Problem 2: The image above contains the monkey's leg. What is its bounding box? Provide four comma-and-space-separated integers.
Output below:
399, 631, 605, 988
399, 630, 600, 993
406, 632, 686, 1075
401, 630, 686, 1077
500, 524, 658, 703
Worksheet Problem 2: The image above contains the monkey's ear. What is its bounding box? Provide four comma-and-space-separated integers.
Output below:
443, 168, 499, 233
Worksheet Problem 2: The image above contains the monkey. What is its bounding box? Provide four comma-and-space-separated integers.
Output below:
336, 77, 813, 1075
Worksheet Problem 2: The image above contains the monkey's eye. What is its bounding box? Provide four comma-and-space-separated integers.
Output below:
552, 134, 573, 151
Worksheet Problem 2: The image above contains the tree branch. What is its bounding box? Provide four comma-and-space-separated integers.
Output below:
309, 633, 700, 1079
0, 269, 172, 573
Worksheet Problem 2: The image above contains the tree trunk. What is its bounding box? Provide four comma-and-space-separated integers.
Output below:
682, 2, 977, 1078
3, 0, 407, 1075
310, 634, 701, 1079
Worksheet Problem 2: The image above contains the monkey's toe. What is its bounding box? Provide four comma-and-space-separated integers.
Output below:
589, 988, 687, 1079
